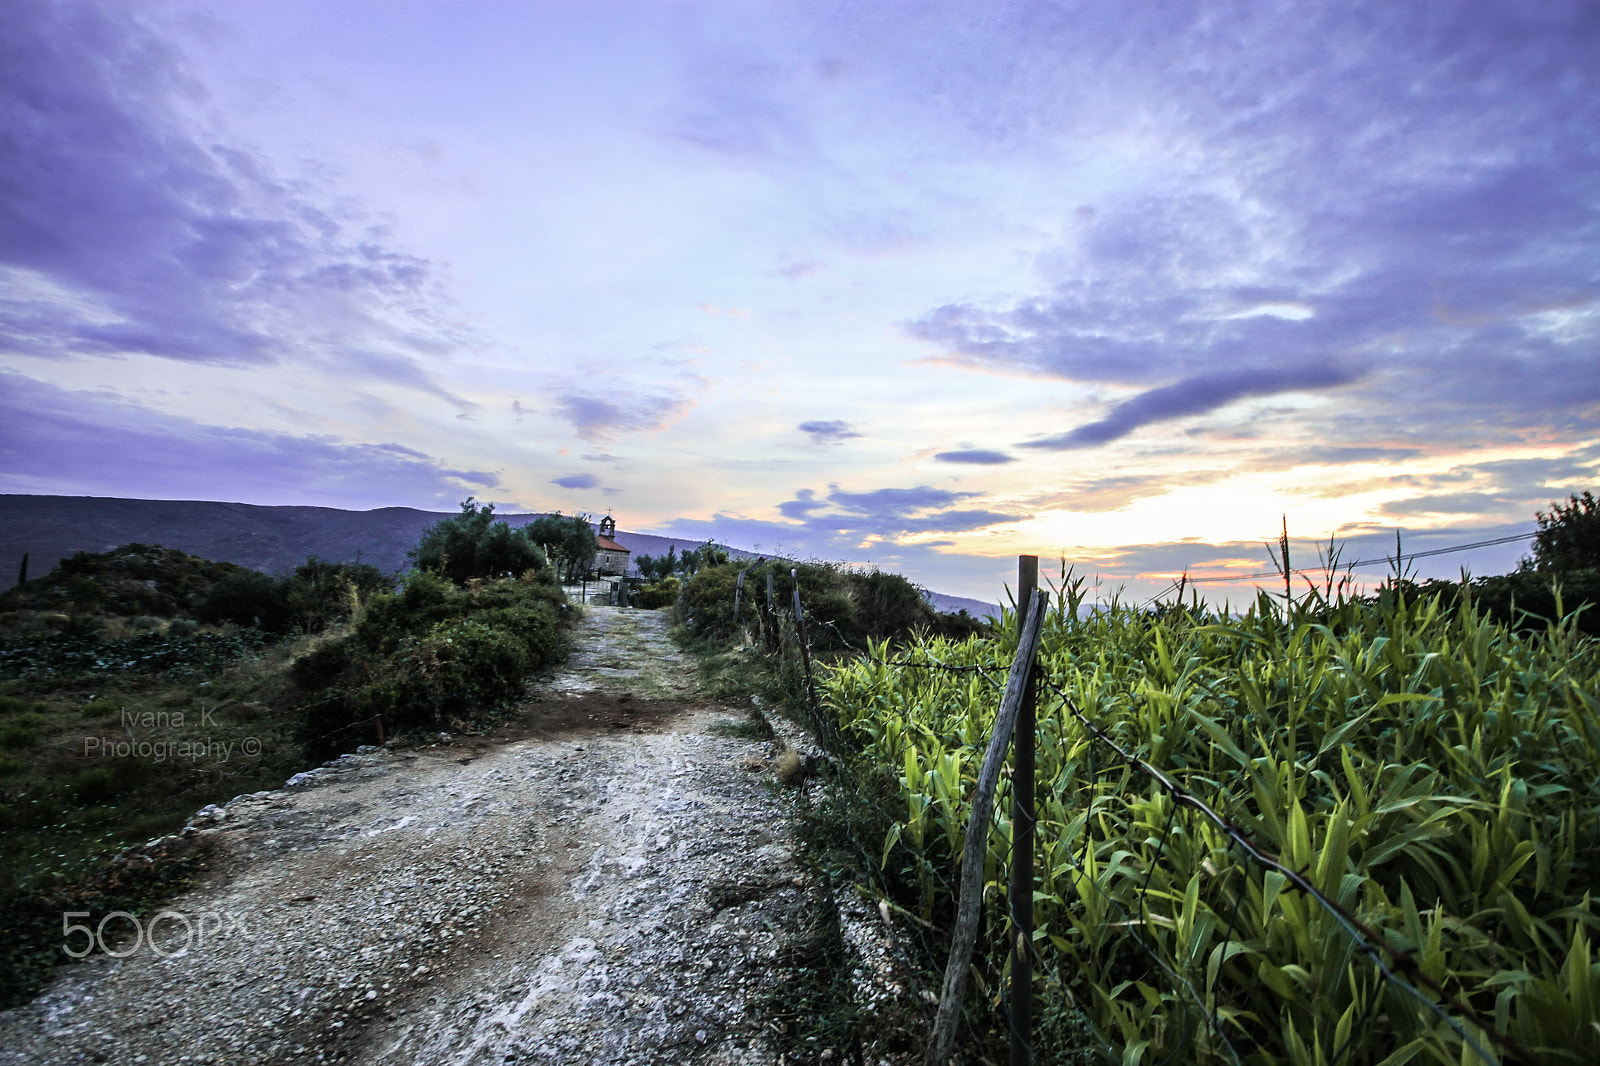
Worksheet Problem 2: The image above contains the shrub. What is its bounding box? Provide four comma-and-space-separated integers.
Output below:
0, 545, 251, 618
0, 714, 45, 751
635, 577, 681, 609
411, 499, 549, 584
285, 558, 392, 632
197, 570, 292, 632
293, 572, 570, 757
677, 560, 940, 649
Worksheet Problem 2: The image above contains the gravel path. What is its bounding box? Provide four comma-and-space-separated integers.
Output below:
0, 607, 804, 1066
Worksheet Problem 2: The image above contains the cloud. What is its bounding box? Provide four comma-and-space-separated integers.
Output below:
798, 419, 861, 442
555, 392, 692, 442
0, 0, 464, 394
0, 372, 493, 509
766, 483, 1027, 541
778, 487, 827, 520
1020, 363, 1363, 450
1380, 493, 1519, 519
657, 481, 1026, 574
1376, 450, 1600, 521
1025, 475, 1186, 513
890, 2, 1600, 452
827, 485, 977, 515
552, 473, 599, 490
773, 260, 826, 280
935, 449, 1015, 465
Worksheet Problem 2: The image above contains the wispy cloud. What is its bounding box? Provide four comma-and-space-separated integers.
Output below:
934, 449, 1014, 465
775, 483, 1027, 541
552, 473, 600, 490
658, 480, 1026, 568
1378, 450, 1600, 522
893, 2, 1600, 453
0, 0, 465, 397
555, 391, 693, 442
0, 372, 492, 509
1020, 364, 1363, 450
798, 419, 861, 442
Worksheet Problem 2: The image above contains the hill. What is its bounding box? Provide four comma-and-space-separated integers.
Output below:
0, 495, 748, 588
0, 495, 998, 616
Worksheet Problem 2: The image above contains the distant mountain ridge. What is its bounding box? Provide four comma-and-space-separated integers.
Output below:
0, 495, 998, 618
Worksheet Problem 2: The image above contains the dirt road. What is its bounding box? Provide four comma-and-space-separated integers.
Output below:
0, 607, 804, 1065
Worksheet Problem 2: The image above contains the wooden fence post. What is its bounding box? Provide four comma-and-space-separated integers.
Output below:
791, 569, 823, 735
734, 568, 747, 626
927, 587, 1048, 1066
765, 570, 777, 649
1010, 556, 1039, 1065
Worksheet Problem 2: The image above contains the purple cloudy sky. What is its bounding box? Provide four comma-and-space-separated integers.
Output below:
3, 0, 1597, 603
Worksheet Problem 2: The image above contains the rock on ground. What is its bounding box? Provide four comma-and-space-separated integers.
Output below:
0, 606, 804, 1066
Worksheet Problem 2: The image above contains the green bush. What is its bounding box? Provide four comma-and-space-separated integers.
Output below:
285, 558, 392, 632
0, 713, 46, 751
196, 558, 393, 635
635, 576, 681, 609
411, 499, 551, 584
0, 544, 250, 618
1375, 569, 1600, 638
678, 560, 941, 649
197, 570, 292, 632
294, 571, 569, 757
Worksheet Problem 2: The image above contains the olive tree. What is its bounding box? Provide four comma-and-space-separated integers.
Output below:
410, 499, 548, 584
527, 514, 599, 583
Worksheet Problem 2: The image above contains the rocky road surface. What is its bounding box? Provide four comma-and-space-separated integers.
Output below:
0, 607, 808, 1066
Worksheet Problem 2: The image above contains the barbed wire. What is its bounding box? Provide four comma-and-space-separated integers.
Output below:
1163, 530, 1537, 586
1034, 673, 1535, 1066
753, 583, 1545, 1065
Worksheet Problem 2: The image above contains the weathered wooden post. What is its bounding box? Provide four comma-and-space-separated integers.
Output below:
927, 587, 1048, 1066
791, 569, 822, 734
734, 568, 747, 626
765, 570, 777, 649
1010, 556, 1039, 1066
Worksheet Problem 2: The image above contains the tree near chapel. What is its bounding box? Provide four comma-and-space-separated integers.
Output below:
526, 513, 599, 583
410, 499, 549, 584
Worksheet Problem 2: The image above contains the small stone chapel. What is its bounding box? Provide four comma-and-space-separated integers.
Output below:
594, 515, 631, 576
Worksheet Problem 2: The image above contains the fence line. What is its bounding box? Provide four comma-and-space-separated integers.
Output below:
926, 587, 1046, 1066
736, 558, 1549, 1066
1034, 673, 1533, 1066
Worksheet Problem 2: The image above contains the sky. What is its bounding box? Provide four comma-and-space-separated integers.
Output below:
3, 0, 1598, 605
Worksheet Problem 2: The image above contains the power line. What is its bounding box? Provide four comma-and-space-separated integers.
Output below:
1178, 530, 1537, 584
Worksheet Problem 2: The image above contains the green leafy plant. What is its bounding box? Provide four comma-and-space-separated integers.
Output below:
824, 578, 1600, 1064
410, 499, 551, 584
635, 576, 681, 609
292, 570, 570, 756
